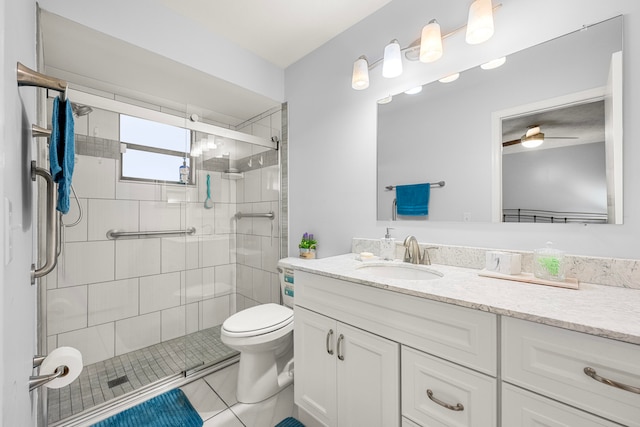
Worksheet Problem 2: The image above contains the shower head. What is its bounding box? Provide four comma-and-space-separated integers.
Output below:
71, 102, 93, 117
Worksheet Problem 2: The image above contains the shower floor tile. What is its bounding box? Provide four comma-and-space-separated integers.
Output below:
47, 325, 237, 425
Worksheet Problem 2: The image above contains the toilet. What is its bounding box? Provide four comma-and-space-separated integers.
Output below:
221, 261, 294, 403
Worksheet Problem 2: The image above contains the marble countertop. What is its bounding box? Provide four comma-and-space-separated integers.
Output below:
280, 254, 640, 346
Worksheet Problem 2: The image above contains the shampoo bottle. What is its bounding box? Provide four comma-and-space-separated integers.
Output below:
380, 228, 395, 260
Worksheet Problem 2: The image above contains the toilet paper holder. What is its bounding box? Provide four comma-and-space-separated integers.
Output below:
29, 355, 68, 392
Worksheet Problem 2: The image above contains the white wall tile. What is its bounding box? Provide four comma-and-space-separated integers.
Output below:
202, 267, 215, 299
162, 185, 198, 203
140, 272, 181, 314
201, 296, 230, 329
115, 312, 161, 355
270, 273, 282, 305
58, 241, 115, 287
214, 203, 235, 235
161, 305, 186, 342
47, 335, 58, 355
184, 268, 203, 303
47, 286, 88, 335
58, 323, 115, 365
63, 198, 88, 242
88, 107, 119, 141
139, 201, 181, 231
202, 235, 230, 267
116, 180, 164, 201
72, 156, 116, 199
243, 170, 261, 202
88, 278, 139, 326
252, 202, 272, 237
236, 203, 252, 236
115, 238, 161, 279
236, 265, 252, 298
161, 236, 199, 273
187, 302, 200, 333
261, 165, 280, 202
215, 264, 235, 296
241, 235, 262, 269
261, 236, 280, 274
88, 199, 139, 241
252, 269, 271, 304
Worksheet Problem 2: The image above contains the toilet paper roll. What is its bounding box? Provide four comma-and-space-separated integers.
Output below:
39, 347, 83, 389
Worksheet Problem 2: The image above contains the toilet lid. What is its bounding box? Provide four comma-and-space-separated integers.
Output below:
223, 303, 293, 336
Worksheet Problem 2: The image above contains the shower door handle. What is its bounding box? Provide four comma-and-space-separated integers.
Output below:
31, 162, 59, 283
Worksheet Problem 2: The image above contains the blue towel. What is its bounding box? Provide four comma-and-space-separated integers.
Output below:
396, 183, 430, 216
50, 96, 75, 214
275, 417, 305, 427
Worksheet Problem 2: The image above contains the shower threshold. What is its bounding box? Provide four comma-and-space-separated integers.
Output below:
47, 325, 237, 426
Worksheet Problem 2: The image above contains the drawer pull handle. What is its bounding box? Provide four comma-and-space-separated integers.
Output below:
584, 367, 640, 394
337, 334, 345, 361
326, 329, 334, 355
427, 389, 464, 411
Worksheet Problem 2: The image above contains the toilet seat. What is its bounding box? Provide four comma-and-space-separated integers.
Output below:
222, 303, 293, 338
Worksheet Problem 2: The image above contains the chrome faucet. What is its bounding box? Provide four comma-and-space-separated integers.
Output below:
403, 235, 424, 264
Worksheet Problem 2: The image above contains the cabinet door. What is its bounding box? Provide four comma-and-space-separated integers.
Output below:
337, 322, 400, 427
294, 307, 337, 427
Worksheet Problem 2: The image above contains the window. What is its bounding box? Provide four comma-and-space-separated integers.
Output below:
120, 115, 192, 183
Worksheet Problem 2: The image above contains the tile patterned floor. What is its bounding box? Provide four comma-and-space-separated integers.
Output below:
48, 325, 237, 425
180, 363, 295, 427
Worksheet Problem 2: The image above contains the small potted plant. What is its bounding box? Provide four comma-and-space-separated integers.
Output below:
299, 232, 317, 259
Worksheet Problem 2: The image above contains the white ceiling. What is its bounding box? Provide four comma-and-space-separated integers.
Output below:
40, 1, 392, 125
161, 0, 393, 68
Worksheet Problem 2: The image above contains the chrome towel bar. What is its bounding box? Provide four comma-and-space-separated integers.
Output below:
106, 227, 196, 239
385, 181, 445, 191
31, 162, 59, 284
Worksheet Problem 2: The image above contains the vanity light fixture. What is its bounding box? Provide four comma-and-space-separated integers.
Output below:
466, 0, 495, 45
404, 86, 423, 95
382, 40, 403, 78
439, 72, 460, 83
352, 55, 370, 90
350, 2, 501, 90
420, 19, 443, 63
480, 56, 506, 70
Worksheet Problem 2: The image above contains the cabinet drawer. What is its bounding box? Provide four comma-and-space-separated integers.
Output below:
503, 383, 620, 426
402, 417, 421, 427
402, 346, 496, 427
502, 317, 640, 427
296, 271, 497, 375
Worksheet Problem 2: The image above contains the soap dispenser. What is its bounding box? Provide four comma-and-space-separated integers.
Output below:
380, 228, 395, 260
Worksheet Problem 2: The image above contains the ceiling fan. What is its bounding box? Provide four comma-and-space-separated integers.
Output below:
502, 125, 578, 148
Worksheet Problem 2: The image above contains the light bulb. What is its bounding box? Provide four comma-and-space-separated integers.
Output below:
420, 20, 443, 63
404, 86, 423, 95
382, 40, 403, 78
439, 73, 460, 83
466, 0, 495, 45
352, 56, 370, 90
480, 56, 506, 70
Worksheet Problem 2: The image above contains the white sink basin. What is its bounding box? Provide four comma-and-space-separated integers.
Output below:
356, 262, 443, 281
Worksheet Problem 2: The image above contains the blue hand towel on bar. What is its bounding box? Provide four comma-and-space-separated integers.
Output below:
396, 183, 430, 216
50, 96, 75, 214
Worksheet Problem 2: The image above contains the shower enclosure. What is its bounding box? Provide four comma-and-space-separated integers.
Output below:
38, 88, 285, 425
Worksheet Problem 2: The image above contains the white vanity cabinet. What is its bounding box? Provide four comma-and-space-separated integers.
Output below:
294, 270, 497, 427
502, 317, 640, 427
294, 306, 400, 427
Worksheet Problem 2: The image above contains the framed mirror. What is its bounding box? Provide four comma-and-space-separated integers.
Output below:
377, 16, 623, 223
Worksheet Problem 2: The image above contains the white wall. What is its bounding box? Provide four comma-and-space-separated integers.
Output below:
286, 0, 640, 259
1, 0, 38, 425
37, 0, 284, 103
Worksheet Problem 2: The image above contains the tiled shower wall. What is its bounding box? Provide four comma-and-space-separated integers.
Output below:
44, 96, 283, 366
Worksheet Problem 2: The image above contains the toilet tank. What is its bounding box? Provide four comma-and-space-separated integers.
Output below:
277, 260, 295, 308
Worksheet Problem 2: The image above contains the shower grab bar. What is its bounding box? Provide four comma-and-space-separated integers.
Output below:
31, 162, 59, 284
236, 211, 275, 220
17, 62, 68, 101
106, 227, 196, 239
385, 181, 445, 191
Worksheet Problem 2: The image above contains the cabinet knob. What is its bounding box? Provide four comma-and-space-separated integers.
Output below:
426, 389, 464, 411
326, 329, 334, 355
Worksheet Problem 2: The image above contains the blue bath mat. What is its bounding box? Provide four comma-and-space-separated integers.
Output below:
275, 417, 305, 427
92, 388, 202, 427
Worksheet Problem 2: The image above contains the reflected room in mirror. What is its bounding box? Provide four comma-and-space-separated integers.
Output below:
376, 16, 623, 224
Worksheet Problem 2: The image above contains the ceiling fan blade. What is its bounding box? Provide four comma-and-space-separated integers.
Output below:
502, 139, 521, 147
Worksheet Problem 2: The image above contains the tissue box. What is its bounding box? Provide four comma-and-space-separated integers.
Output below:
485, 251, 522, 275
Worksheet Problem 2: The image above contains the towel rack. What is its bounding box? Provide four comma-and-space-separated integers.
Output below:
31, 162, 59, 283
385, 181, 445, 191
236, 211, 275, 220
106, 227, 197, 239
17, 62, 68, 101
